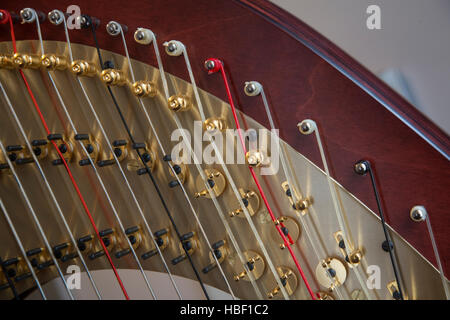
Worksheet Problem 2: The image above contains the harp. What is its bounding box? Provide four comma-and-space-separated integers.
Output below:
0, 0, 448, 300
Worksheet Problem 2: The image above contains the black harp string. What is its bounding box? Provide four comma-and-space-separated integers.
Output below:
86, 16, 210, 300
356, 160, 404, 300
57, 10, 182, 298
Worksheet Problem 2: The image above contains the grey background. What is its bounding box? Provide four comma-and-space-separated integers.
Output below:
271, 0, 450, 134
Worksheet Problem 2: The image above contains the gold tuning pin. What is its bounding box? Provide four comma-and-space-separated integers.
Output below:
281, 181, 310, 215
202, 240, 228, 274
41, 54, 68, 71
71, 60, 97, 77
267, 267, 297, 298
194, 169, 226, 199
315, 258, 347, 290
132, 80, 157, 97
245, 150, 266, 167
0, 54, 14, 69
204, 118, 226, 132
168, 94, 191, 112
229, 189, 260, 218
100, 68, 128, 86
232, 250, 265, 281
333, 231, 362, 267
171, 232, 199, 265
12, 53, 41, 69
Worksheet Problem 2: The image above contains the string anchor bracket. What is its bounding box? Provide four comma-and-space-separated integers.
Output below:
232, 250, 265, 282
194, 169, 226, 199
267, 266, 297, 299
229, 188, 260, 218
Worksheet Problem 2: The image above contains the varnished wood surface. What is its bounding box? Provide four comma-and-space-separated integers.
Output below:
1, 0, 448, 279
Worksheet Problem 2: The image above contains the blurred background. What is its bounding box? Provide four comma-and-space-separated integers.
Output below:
271, 0, 450, 135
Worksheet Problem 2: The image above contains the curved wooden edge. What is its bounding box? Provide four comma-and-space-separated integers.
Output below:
235, 0, 450, 158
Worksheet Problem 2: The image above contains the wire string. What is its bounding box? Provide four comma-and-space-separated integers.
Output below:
87, 19, 210, 299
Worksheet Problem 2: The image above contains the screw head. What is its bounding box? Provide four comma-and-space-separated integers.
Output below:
245, 83, 256, 94
354, 161, 368, 175
167, 42, 177, 53
136, 30, 144, 40
204, 60, 215, 70
410, 205, 427, 222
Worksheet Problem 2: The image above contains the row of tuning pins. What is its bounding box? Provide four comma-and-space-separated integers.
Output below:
0, 135, 156, 175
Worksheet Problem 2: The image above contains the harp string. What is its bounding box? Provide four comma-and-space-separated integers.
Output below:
114, 25, 236, 299
0, 80, 102, 299
0, 198, 46, 300
87, 20, 210, 300
423, 213, 449, 299
166, 42, 290, 299
250, 84, 347, 299
35, 13, 159, 301
57, 12, 182, 299
1, 9, 129, 299
144, 34, 269, 299
203, 58, 315, 299
162, 42, 289, 299
0, 141, 74, 300
308, 121, 374, 299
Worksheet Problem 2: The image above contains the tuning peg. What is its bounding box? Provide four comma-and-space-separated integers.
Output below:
233, 252, 264, 281
77, 235, 93, 252
202, 240, 227, 274
229, 189, 259, 218
106, 21, 128, 36
71, 60, 97, 77
132, 81, 157, 98
20, 8, 45, 24
171, 232, 198, 265
194, 169, 226, 199
267, 267, 297, 299
100, 68, 128, 86
134, 28, 155, 45
244, 81, 262, 96
168, 94, 191, 112
77, 14, 100, 29
163, 40, 185, 56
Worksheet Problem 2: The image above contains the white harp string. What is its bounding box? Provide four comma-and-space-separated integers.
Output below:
59, 16, 182, 299
161, 39, 289, 299
252, 84, 347, 299
113, 25, 239, 299
0, 78, 102, 299
307, 120, 374, 299
0, 141, 74, 300
0, 198, 46, 300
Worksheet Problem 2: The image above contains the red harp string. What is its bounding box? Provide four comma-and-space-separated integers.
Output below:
206, 58, 317, 300
0, 10, 129, 299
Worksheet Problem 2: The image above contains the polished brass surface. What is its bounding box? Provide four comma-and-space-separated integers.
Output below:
168, 94, 191, 112
245, 150, 264, 167
315, 258, 347, 290
204, 118, 226, 133
229, 189, 259, 218
12, 53, 40, 69
100, 69, 127, 86
232, 250, 265, 282
333, 231, 362, 267
194, 169, 226, 199
132, 80, 156, 98
267, 266, 297, 298
40, 54, 68, 71
0, 41, 447, 300
71, 60, 97, 77
281, 181, 309, 215
273, 216, 300, 249
0, 54, 14, 69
